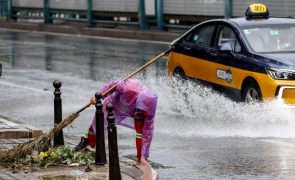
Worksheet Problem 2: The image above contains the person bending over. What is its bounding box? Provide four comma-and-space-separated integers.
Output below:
75, 79, 158, 165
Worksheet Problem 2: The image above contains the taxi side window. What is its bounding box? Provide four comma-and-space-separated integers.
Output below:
218, 26, 241, 53
185, 25, 215, 46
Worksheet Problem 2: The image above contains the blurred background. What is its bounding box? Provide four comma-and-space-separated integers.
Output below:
0, 0, 295, 32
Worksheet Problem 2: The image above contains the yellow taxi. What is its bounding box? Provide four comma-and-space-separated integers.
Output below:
167, 3, 295, 106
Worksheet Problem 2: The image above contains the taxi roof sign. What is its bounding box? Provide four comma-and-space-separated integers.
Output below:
245, 3, 269, 19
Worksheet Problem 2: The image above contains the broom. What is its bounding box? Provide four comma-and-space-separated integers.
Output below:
0, 49, 170, 162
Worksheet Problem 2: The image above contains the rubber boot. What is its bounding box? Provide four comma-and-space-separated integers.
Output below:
75, 126, 96, 150
135, 119, 144, 161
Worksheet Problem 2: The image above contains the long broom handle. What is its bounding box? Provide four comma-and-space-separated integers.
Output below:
75, 49, 171, 114
0, 49, 171, 162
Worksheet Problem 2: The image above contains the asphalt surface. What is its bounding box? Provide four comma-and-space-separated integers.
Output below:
1, 29, 295, 179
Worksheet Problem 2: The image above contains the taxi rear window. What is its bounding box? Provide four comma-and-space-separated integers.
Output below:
242, 24, 295, 53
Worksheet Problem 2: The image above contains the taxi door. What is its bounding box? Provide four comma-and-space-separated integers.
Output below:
177, 23, 218, 81
209, 24, 250, 92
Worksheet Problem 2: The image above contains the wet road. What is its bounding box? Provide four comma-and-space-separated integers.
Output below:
1, 29, 295, 179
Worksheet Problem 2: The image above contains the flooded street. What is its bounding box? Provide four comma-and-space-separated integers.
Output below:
1, 29, 295, 179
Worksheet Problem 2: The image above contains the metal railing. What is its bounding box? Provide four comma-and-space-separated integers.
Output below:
2, 0, 294, 31
3, 0, 147, 29
0, 0, 7, 19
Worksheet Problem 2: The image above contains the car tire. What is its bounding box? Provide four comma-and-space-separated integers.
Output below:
173, 68, 186, 80
242, 81, 262, 102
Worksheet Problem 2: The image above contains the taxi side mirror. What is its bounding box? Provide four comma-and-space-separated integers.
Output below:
218, 43, 233, 52
218, 43, 236, 57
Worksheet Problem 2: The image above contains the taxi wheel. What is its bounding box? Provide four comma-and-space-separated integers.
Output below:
173, 68, 186, 80
242, 81, 262, 102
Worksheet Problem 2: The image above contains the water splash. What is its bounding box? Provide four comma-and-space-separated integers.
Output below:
1, 67, 295, 138
146, 77, 295, 138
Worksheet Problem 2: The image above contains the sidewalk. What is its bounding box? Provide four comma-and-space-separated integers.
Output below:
0, 116, 158, 180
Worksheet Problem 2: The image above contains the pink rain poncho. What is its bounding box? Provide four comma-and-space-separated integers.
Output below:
91, 79, 158, 158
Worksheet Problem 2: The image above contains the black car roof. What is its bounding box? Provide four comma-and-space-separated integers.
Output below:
227, 17, 295, 27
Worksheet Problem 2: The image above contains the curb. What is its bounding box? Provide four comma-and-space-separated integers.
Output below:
120, 156, 159, 180
0, 116, 43, 139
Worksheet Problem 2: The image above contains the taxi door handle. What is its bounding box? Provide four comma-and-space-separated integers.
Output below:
209, 52, 218, 57
184, 47, 191, 51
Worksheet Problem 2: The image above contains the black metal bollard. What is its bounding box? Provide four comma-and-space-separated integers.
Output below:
53, 80, 64, 146
107, 104, 122, 180
95, 93, 107, 165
